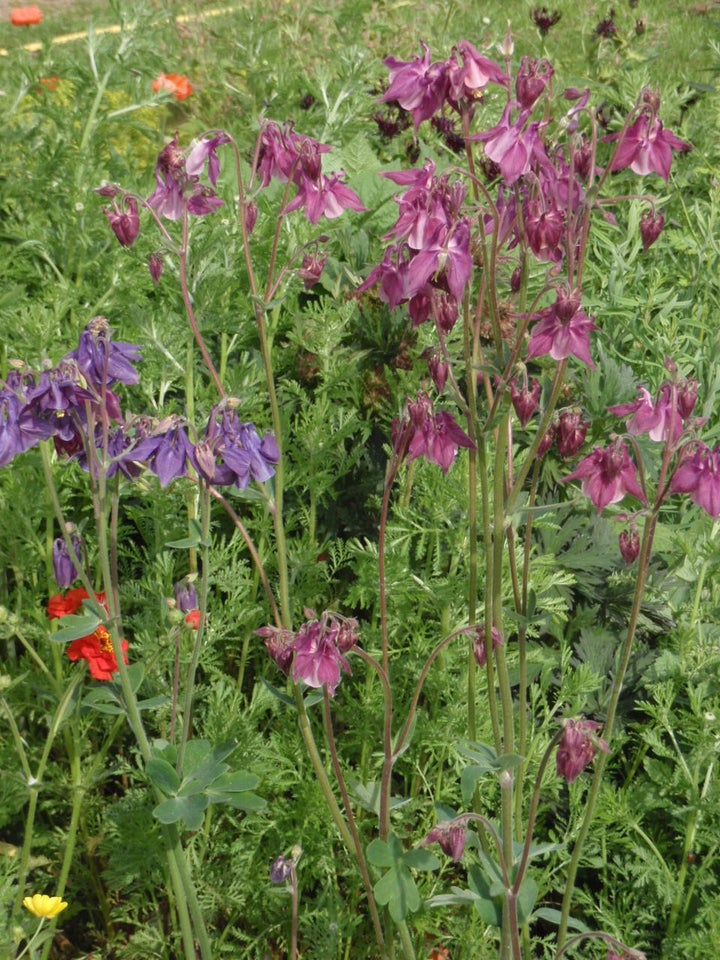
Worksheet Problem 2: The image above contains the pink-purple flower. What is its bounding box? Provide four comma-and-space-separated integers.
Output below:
670, 443, 720, 519
608, 383, 682, 443
606, 109, 690, 182
563, 440, 646, 512
556, 718, 609, 784
526, 287, 597, 368
394, 392, 474, 473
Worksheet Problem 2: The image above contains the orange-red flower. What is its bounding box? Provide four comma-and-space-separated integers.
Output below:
152, 73, 193, 101
10, 5, 43, 25
38, 76, 60, 92
47, 589, 127, 680
67, 627, 129, 681
184, 609, 201, 630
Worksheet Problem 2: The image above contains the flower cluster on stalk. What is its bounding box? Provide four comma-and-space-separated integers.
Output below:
257, 610, 360, 696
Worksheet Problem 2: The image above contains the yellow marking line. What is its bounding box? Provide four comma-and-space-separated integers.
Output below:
0, 5, 237, 57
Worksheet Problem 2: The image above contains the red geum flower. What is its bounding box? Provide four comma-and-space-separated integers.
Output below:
184, 610, 201, 630
10, 6, 43, 25
556, 718, 609, 784
47, 587, 90, 620
67, 626, 129, 681
152, 73, 193, 101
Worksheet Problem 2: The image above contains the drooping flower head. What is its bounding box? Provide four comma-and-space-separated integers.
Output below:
421, 819, 467, 862
670, 443, 720, 519
64, 317, 142, 391
563, 440, 646, 512
526, 286, 598, 369
393, 392, 474, 473
608, 382, 682, 444
605, 91, 690, 181
556, 718, 609, 783
53, 533, 83, 589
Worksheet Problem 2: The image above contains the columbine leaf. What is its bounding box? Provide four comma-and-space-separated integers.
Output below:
49, 613, 101, 644
146, 756, 181, 796
153, 794, 208, 830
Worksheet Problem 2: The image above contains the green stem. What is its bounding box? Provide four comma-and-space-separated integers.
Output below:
555, 511, 658, 953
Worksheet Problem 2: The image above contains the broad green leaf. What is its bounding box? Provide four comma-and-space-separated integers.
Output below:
208, 770, 260, 794
516, 873, 538, 924
153, 794, 208, 830
403, 848, 440, 871
532, 908, 589, 933
146, 756, 181, 796
49, 613, 101, 644
367, 837, 395, 868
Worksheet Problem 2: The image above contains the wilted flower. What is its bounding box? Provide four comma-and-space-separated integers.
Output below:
23, 894, 68, 917
256, 624, 295, 676
556, 718, 609, 783
270, 854, 293, 884
148, 253, 164, 285
563, 440, 645, 512
422, 820, 467, 862
531, 6, 561, 35
152, 73, 193, 101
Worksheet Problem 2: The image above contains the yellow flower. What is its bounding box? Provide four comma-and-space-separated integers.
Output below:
22, 894, 68, 918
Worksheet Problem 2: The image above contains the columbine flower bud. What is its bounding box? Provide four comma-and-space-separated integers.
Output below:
556, 410, 589, 458
421, 820, 467, 862
473, 625, 503, 667
270, 855, 292, 885
244, 201, 258, 235
174, 578, 198, 613
148, 253, 164, 285
103, 197, 140, 247
556, 718, 609, 784
421, 348, 449, 393
510, 378, 541, 428
678, 378, 698, 420
640, 210, 664, 252
619, 527, 640, 565
52, 533, 83, 589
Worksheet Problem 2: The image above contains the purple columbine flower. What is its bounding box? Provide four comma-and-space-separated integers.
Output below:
515, 56, 554, 110
192, 405, 279, 489
64, 317, 142, 390
670, 443, 720, 519
380, 41, 449, 132
470, 103, 549, 185
447, 39, 507, 105
556, 718, 609, 784
298, 251, 327, 290
130, 417, 195, 488
146, 134, 225, 221
563, 440, 646, 513
421, 820, 467, 862
52, 533, 83, 589
185, 132, 231, 186
256, 624, 295, 677
526, 287, 598, 369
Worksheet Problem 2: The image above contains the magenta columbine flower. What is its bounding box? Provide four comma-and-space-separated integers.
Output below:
394, 392, 474, 473
526, 287, 597, 368
515, 56, 554, 110
563, 440, 646, 512
556, 718, 609, 784
380, 41, 448, 131
608, 382, 683, 443
421, 820, 467, 862
606, 107, 690, 181
298, 251, 327, 290
146, 134, 225, 221
289, 611, 357, 695
470, 103, 549, 185
670, 443, 720, 519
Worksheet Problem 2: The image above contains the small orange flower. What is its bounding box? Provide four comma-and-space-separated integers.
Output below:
10, 5, 43, 25
38, 76, 60, 92
427, 950, 450, 960
152, 73, 193, 101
